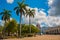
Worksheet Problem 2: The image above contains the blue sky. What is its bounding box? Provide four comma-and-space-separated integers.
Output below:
0, 0, 60, 27
0, 0, 49, 23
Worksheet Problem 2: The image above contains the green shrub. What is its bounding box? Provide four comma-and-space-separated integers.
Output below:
5, 19, 18, 36
19, 24, 40, 37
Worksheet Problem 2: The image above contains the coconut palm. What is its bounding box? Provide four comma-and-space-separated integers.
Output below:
26, 9, 35, 33
14, 0, 28, 37
0, 9, 11, 25
0, 9, 11, 36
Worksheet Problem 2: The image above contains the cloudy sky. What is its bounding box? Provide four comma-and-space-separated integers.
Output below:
0, 0, 60, 27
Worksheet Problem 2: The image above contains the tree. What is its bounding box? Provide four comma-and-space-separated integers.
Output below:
26, 9, 35, 33
0, 9, 11, 23
5, 19, 17, 36
21, 24, 40, 37
21, 24, 30, 34
0, 9, 11, 36
0, 26, 4, 34
14, 0, 28, 37
30, 25, 40, 33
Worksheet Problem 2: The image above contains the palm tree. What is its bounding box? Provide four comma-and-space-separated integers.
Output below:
0, 9, 11, 23
14, 0, 28, 37
0, 9, 11, 36
26, 9, 35, 33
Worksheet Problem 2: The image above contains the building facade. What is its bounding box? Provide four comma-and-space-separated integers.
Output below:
45, 26, 60, 34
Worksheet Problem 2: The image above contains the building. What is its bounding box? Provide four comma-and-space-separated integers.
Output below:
45, 26, 60, 34
36, 23, 40, 29
36, 23, 41, 34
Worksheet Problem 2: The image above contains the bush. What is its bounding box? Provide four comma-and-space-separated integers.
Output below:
20, 24, 40, 37
5, 19, 18, 36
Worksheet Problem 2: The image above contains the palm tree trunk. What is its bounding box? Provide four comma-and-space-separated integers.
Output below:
2, 20, 6, 37
8, 19, 10, 36
18, 14, 22, 37
4, 20, 7, 36
29, 16, 31, 33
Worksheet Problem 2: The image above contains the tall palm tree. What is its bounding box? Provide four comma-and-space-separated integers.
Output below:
26, 9, 35, 33
0, 9, 11, 36
14, 0, 28, 37
0, 9, 11, 23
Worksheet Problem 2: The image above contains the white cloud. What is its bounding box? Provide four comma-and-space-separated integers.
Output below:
23, 6, 60, 27
10, 18, 13, 20
48, 0, 54, 6
6, 0, 14, 4
47, 0, 60, 27
47, 16, 60, 27
0, 20, 5, 26
48, 0, 60, 16
24, 0, 60, 27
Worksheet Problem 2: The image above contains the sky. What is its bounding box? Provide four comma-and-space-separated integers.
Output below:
0, 0, 60, 27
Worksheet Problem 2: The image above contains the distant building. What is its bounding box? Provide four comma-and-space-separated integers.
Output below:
36, 23, 40, 29
36, 23, 41, 34
45, 26, 60, 34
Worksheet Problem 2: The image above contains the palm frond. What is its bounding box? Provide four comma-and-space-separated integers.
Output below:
17, 2, 21, 7
31, 9, 35, 11
0, 12, 4, 15
7, 10, 11, 13
26, 14, 28, 17
16, 9, 19, 16
14, 7, 19, 10
1, 16, 4, 20
26, 9, 35, 18
22, 10, 26, 16
21, 0, 25, 4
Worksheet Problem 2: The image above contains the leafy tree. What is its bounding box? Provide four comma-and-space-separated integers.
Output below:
21, 24, 30, 33
30, 25, 40, 33
0, 26, 4, 33
14, 0, 28, 37
20, 24, 40, 37
5, 19, 17, 36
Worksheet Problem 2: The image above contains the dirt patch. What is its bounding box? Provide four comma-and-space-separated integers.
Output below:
3, 35, 60, 40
